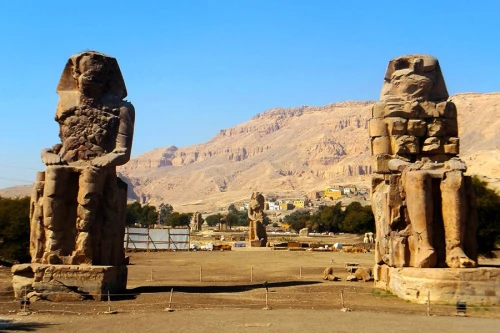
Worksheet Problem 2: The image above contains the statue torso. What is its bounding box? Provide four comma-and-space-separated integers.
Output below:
57, 105, 121, 163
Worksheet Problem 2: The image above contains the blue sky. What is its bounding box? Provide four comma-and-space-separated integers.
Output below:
0, 0, 499, 188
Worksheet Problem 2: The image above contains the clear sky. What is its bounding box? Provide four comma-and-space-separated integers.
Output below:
0, 0, 499, 188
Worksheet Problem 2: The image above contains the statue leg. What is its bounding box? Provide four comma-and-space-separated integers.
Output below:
403, 171, 437, 268
73, 168, 104, 264
30, 172, 45, 263
42, 166, 70, 264
441, 171, 476, 268
102, 170, 122, 265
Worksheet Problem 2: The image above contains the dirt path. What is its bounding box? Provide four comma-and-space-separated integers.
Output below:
1, 250, 499, 332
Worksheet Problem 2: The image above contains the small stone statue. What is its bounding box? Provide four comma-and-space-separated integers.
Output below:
370, 55, 477, 269
248, 192, 268, 247
30, 51, 135, 266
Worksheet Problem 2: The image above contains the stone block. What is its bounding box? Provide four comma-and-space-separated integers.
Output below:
379, 267, 500, 305
372, 102, 386, 118
385, 117, 407, 135
435, 101, 457, 119
427, 118, 447, 136
384, 102, 415, 118
422, 137, 444, 154
406, 119, 427, 136
390, 135, 419, 155
372, 154, 392, 174
419, 101, 439, 118
371, 136, 391, 155
427, 118, 458, 137
369, 118, 388, 137
444, 137, 459, 154
11, 264, 128, 301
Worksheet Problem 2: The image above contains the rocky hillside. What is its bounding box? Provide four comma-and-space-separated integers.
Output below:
2, 93, 498, 212
117, 93, 500, 212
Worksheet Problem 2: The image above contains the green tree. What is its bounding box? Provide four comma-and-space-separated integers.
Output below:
125, 202, 158, 226
342, 202, 374, 234
284, 210, 311, 232
228, 204, 239, 214
0, 196, 30, 263
472, 176, 500, 255
205, 214, 222, 227
165, 212, 192, 227
158, 203, 174, 225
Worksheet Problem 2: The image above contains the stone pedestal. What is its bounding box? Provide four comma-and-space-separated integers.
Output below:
374, 264, 500, 305
12, 264, 127, 301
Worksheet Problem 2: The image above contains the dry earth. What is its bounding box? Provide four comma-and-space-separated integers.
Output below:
0, 244, 499, 332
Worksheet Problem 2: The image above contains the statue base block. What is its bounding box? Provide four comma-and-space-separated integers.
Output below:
12, 264, 127, 301
374, 264, 500, 305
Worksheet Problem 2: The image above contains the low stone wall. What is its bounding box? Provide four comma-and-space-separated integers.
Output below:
374, 264, 500, 305
12, 264, 127, 301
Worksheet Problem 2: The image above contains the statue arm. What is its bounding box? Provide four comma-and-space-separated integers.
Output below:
41, 144, 64, 165
91, 102, 135, 168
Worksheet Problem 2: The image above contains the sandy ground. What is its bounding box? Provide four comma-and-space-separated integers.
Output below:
0, 249, 499, 332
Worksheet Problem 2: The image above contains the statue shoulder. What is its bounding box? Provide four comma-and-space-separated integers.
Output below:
119, 101, 135, 123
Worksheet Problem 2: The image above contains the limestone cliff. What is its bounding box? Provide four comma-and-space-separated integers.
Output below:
2, 93, 498, 211
116, 93, 499, 211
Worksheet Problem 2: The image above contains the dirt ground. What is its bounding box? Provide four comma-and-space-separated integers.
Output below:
0, 249, 499, 332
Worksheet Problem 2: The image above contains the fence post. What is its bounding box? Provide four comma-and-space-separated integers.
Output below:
251, 266, 253, 282
147, 226, 150, 253
299, 266, 302, 279
427, 291, 431, 316
150, 269, 153, 282
164, 288, 174, 312
340, 290, 344, 308
199, 266, 202, 282
125, 227, 129, 251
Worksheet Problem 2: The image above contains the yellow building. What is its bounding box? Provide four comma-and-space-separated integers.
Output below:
293, 200, 305, 208
325, 186, 342, 200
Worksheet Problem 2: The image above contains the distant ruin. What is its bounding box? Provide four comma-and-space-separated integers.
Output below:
248, 192, 268, 247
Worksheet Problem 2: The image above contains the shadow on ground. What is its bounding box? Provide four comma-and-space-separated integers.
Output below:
128, 280, 322, 296
0, 317, 54, 331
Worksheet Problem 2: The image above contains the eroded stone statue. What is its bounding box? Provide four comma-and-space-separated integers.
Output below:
370, 54, 477, 269
248, 192, 268, 247
30, 51, 135, 266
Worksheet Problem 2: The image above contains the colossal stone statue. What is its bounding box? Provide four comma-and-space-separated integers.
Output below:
370, 54, 478, 269
30, 51, 134, 266
248, 192, 268, 247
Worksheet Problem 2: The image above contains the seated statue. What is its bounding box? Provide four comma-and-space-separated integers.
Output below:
30, 51, 135, 266
370, 55, 477, 269
248, 192, 268, 247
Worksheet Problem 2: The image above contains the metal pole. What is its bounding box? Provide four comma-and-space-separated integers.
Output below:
168, 288, 174, 309
125, 227, 129, 251
299, 266, 302, 279
147, 226, 150, 253
199, 266, 202, 282
340, 290, 345, 308
427, 291, 431, 316
251, 266, 253, 282
107, 290, 111, 313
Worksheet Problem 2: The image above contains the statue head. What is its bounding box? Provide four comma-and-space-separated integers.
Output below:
56, 51, 127, 101
381, 54, 448, 102
250, 192, 265, 211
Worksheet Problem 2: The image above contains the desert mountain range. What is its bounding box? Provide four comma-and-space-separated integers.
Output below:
2, 93, 499, 213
